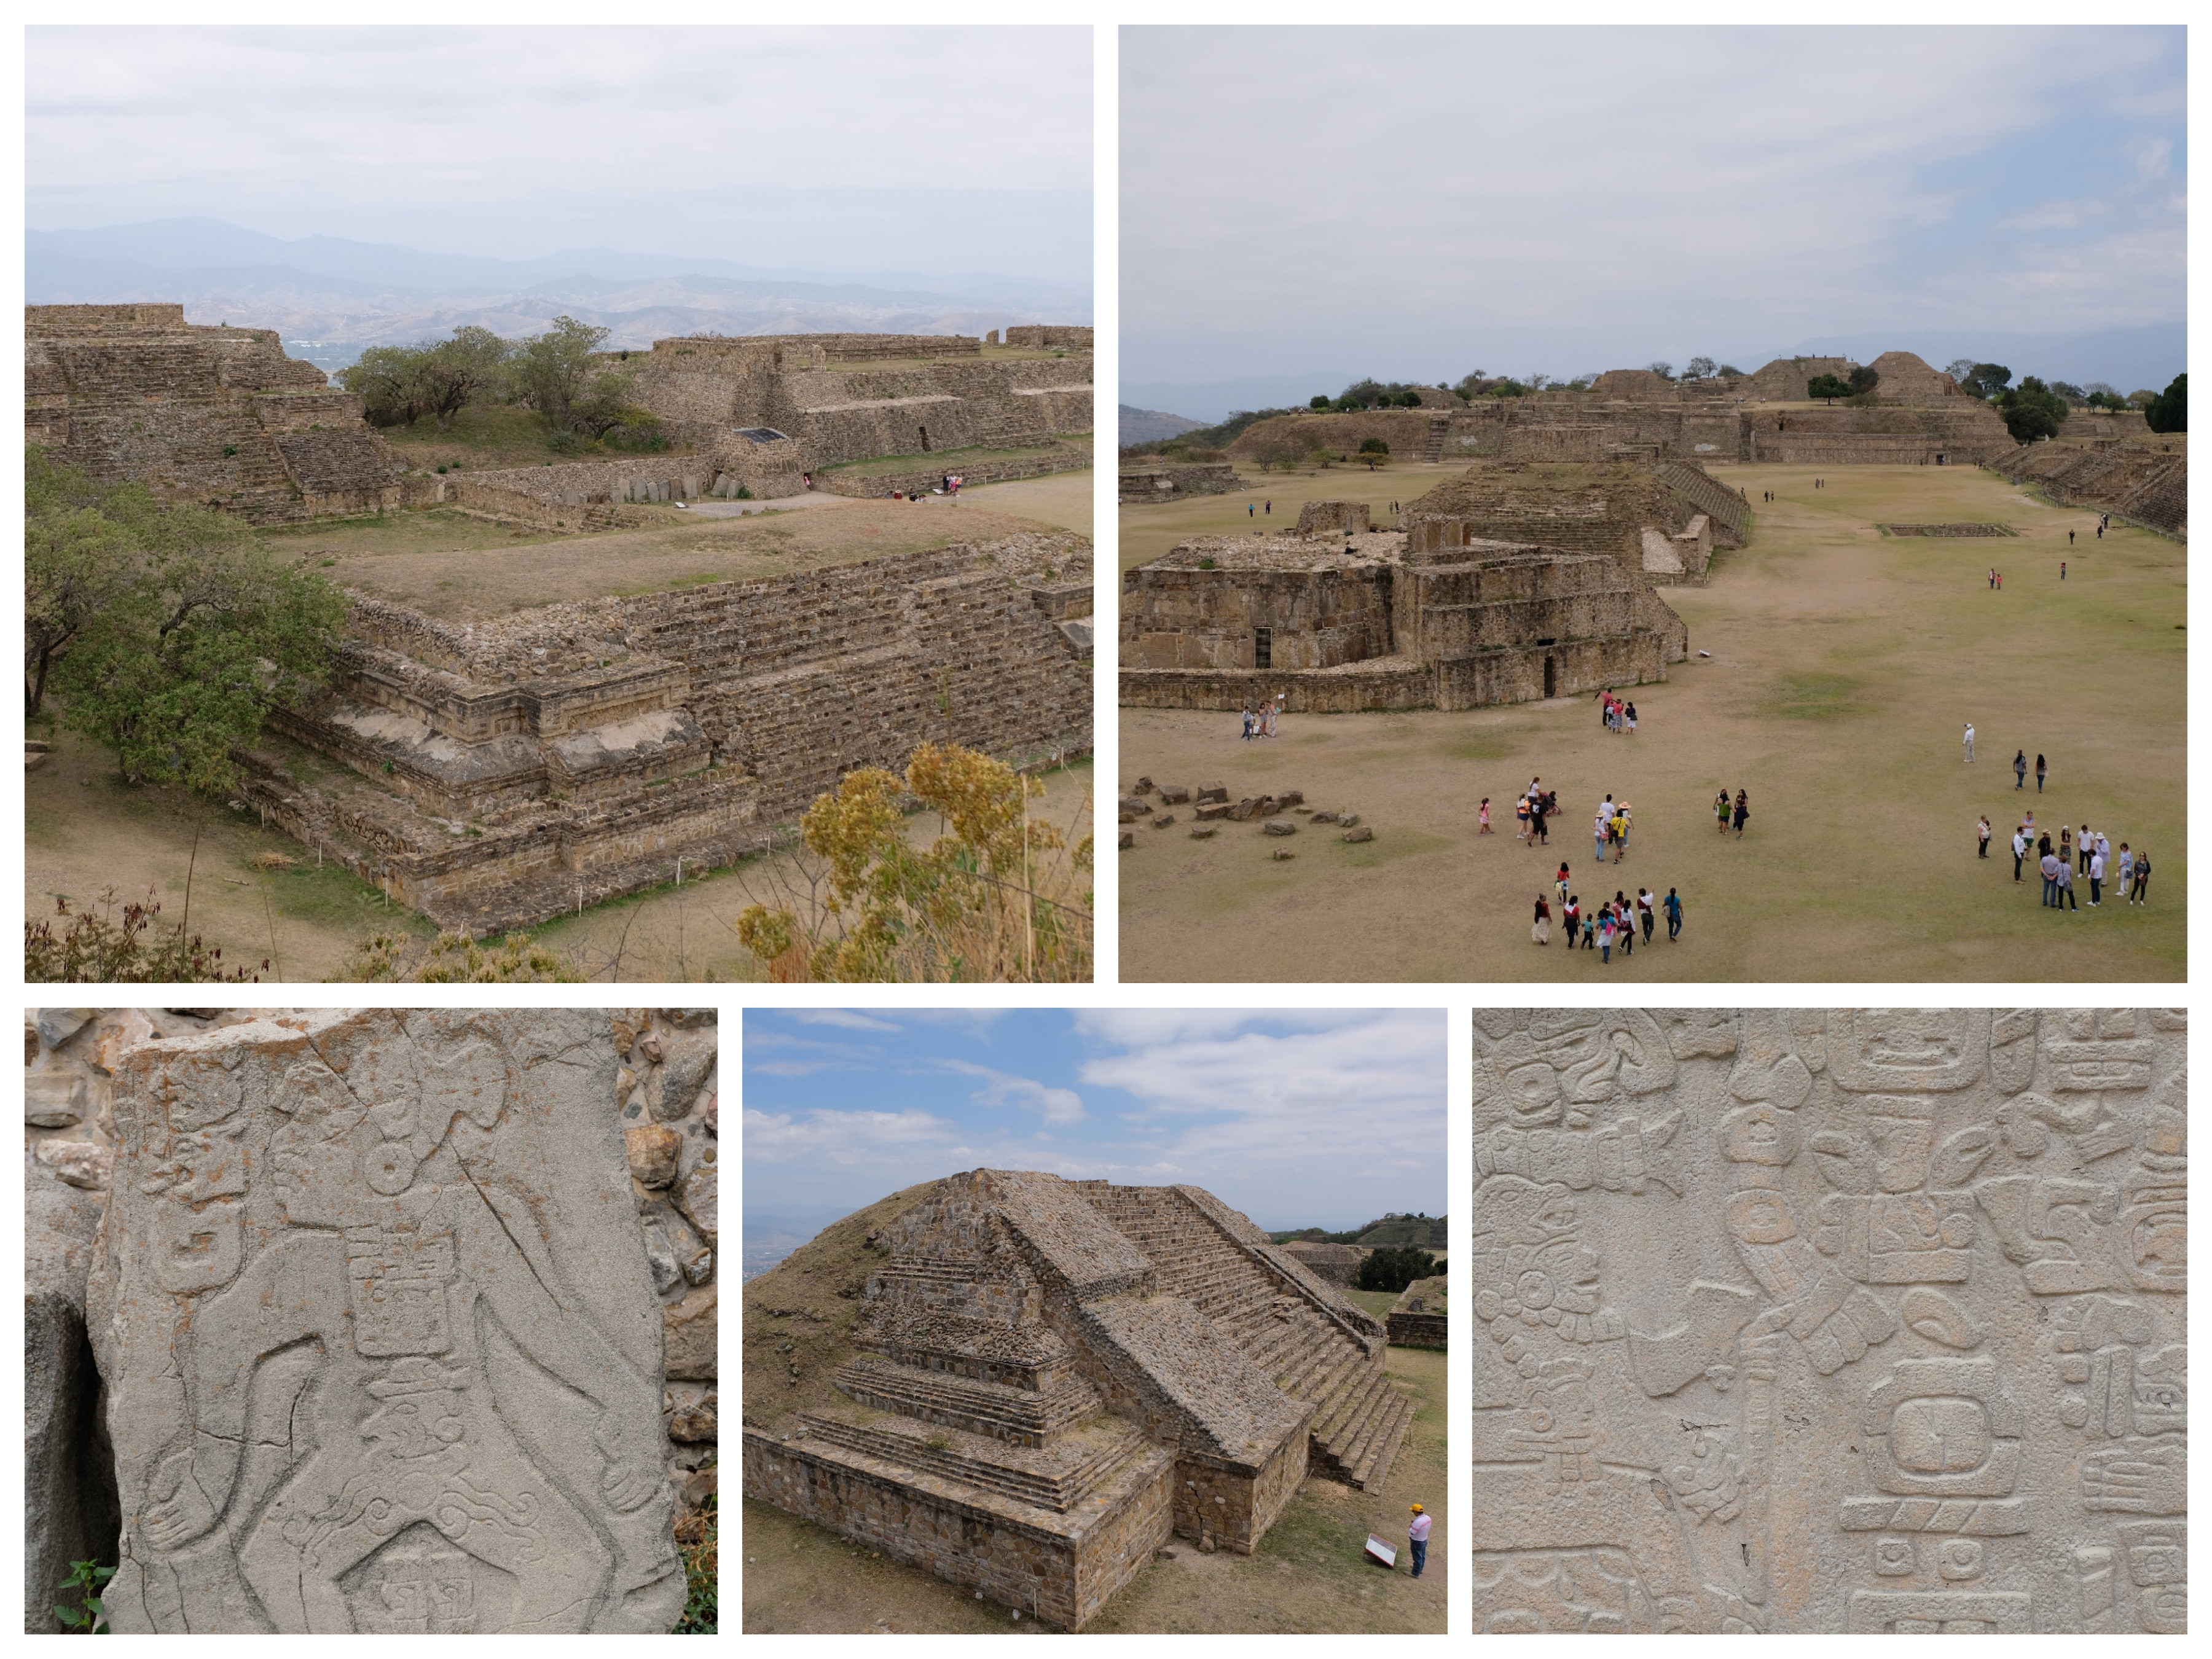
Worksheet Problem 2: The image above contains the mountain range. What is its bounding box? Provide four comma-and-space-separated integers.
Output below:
28, 219, 1094, 370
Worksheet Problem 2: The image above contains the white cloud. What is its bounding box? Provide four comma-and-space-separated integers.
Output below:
742, 1107, 957, 1164
788, 1010, 903, 1032
941, 1059, 1087, 1126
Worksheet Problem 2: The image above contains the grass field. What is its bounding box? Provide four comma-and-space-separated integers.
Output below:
740, 1344, 1445, 1634
821, 434, 1091, 480
1119, 461, 2183, 982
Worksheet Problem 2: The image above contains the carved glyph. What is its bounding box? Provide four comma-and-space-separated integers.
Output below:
86, 1010, 689, 1633
1473, 1008, 2185, 1633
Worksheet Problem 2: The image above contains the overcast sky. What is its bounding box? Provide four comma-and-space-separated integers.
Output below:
1123, 25, 2184, 388
742, 1008, 1446, 1234
26, 25, 1091, 282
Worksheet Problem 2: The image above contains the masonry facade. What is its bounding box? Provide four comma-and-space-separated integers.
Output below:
742, 1171, 1415, 1630
26, 304, 404, 524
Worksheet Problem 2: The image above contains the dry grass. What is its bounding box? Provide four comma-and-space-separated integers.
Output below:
1119, 461, 2184, 982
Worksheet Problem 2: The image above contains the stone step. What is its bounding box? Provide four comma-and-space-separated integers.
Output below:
1344, 1388, 1417, 1491
799, 1409, 1142, 1513
834, 1357, 1100, 1448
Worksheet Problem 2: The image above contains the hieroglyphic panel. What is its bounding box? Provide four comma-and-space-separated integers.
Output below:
1471, 1009, 2186, 1633
87, 1010, 689, 1633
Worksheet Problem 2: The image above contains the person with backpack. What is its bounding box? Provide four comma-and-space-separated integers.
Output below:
1663, 887, 1683, 940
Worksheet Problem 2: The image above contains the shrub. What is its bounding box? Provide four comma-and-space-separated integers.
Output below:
25, 889, 266, 982
1355, 1245, 1437, 1293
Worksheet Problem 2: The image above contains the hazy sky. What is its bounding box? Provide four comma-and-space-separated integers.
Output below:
742, 1008, 1447, 1232
26, 25, 1092, 282
1123, 25, 2185, 385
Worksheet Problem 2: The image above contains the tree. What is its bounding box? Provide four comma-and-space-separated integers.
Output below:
47, 484, 347, 793
1847, 365, 1880, 397
1358, 436, 1390, 470
1716, 364, 1744, 378
1996, 375, 2070, 444
1354, 1245, 1437, 1294
1309, 394, 1330, 409
2145, 373, 2186, 433
1960, 363, 2012, 401
2127, 389, 2159, 410
511, 315, 613, 430
1647, 361, 1675, 380
415, 326, 511, 429
26, 452, 135, 716
1684, 356, 1716, 380
1943, 358, 1979, 388
340, 344, 431, 428
1806, 374, 1852, 404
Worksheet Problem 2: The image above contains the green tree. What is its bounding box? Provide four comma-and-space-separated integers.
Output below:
340, 344, 431, 428
46, 480, 347, 792
1996, 375, 2070, 444
26, 452, 136, 716
512, 315, 613, 430
1647, 361, 1674, 380
1806, 374, 1851, 404
1847, 365, 1880, 396
2145, 372, 2186, 433
1960, 363, 2013, 401
1357, 435, 1390, 470
1354, 1245, 1436, 1294
1309, 394, 1331, 409
415, 326, 512, 428
1684, 356, 1717, 380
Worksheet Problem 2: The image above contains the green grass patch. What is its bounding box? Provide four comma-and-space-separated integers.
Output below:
1332, 828, 1456, 868
1767, 671, 1863, 720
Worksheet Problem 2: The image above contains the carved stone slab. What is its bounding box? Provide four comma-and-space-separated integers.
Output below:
1472, 1009, 2186, 1633
87, 1010, 686, 1633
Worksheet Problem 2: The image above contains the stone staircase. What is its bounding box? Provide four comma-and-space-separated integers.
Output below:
1655, 461, 1752, 544
1073, 1183, 1415, 1491
800, 1407, 1150, 1513
1424, 417, 1449, 463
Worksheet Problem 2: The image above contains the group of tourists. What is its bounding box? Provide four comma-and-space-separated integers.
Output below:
1716, 788, 1750, 837
1599, 692, 1638, 734
1987, 813, 2152, 910
1239, 700, 1282, 740
1491, 778, 1561, 844
1593, 793, 1634, 862
1532, 867, 1684, 959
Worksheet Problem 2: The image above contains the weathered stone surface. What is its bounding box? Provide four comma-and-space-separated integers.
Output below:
1134, 776, 1155, 794
1310, 810, 1338, 824
1470, 1008, 2187, 1634
1196, 783, 1228, 802
1158, 784, 1192, 804
656, 1008, 715, 1030
649, 1029, 716, 1123
1342, 826, 1375, 843
1151, 814, 1175, 828
1119, 830, 1134, 849
661, 1206, 713, 1286
1338, 812, 1362, 827
87, 1010, 688, 1633
665, 1384, 718, 1443
1262, 818, 1296, 836
674, 1166, 718, 1245
25, 1069, 88, 1128
641, 1220, 684, 1296
34, 1137, 111, 1190
1194, 800, 1234, 820
1190, 825, 1219, 839
665, 1284, 718, 1381
1271, 849, 1295, 861
37, 1008, 99, 1049
625, 1124, 683, 1188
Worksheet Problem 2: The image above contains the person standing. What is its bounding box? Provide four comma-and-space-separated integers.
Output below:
2014, 750, 2027, 790
1582, 906, 1597, 950
2056, 858, 2078, 911
1265, 500, 1271, 517
2060, 826, 2074, 870
1625, 702, 1637, 735
2130, 849, 2151, 905
1979, 815, 1992, 859
1733, 790, 1749, 838
2088, 845, 2105, 906
1241, 705, 1255, 741
1407, 1505, 1431, 1579
1599, 911, 1615, 963
1637, 887, 1655, 943
1664, 887, 1682, 940
1516, 794, 1531, 841
2079, 825, 2094, 877
2117, 844, 2133, 899
2012, 825, 2028, 883
1532, 894, 1551, 944
2040, 848, 2060, 907
1532, 792, 1550, 845
2061, 559, 2068, 578
2036, 753, 2047, 792
1717, 790, 1733, 836
1963, 721, 1975, 763
2068, 530, 2074, 546
1248, 503, 1255, 517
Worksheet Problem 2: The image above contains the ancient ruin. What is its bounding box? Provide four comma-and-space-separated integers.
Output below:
1387, 1277, 1448, 1351
1120, 462, 1713, 713
241, 530, 1091, 931
1281, 1240, 1362, 1285
26, 304, 405, 524
1470, 1008, 2186, 1633
77, 1008, 717, 1634
743, 1171, 1414, 1630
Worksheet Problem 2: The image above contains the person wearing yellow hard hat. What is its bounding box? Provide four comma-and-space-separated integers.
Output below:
1407, 1503, 1431, 1579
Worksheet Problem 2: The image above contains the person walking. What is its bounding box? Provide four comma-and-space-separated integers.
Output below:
1978, 815, 1991, 859
1733, 790, 1750, 838
1717, 790, 1733, 836
1664, 886, 1683, 940
1516, 794, 1531, 841
1241, 705, 1255, 741
2012, 825, 2028, 883
2130, 849, 2151, 905
1625, 702, 1637, 735
1599, 911, 1616, 963
2068, 530, 2074, 546
1265, 500, 1271, 516
2040, 848, 2061, 907
1582, 906, 1597, 950
1556, 862, 1571, 904
2061, 559, 2068, 579
1612, 804, 1631, 862
1407, 1505, 1431, 1580
1963, 721, 1975, 763
1532, 791, 1550, 845
2036, 753, 2047, 792
1563, 893, 1580, 941
1637, 887, 1655, 943
2014, 750, 2028, 789
2088, 846, 2105, 906
1988, 568, 1996, 589
1248, 503, 1255, 517
1594, 808, 1610, 865
1532, 894, 1551, 944
1480, 796, 1494, 835
2056, 858, 2079, 911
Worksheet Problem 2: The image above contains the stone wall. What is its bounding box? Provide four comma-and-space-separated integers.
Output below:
1281, 1241, 1363, 1285
1985, 439, 2187, 540
1003, 326, 1095, 350
23, 1006, 715, 1634
817, 439, 1091, 499
249, 533, 1092, 931
1118, 462, 1241, 503
25, 304, 404, 525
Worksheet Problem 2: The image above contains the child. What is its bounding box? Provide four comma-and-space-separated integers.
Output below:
1479, 797, 1493, 835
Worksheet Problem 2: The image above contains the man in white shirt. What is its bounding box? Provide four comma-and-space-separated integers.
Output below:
1963, 722, 1975, 763
2088, 848, 2106, 906
2011, 828, 2028, 883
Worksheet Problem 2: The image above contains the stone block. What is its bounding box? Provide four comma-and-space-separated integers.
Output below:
1467, 1008, 2188, 1633
626, 1124, 683, 1188
87, 1010, 687, 1633
1271, 849, 1295, 860
1274, 790, 1304, 808
649, 1028, 716, 1123
36, 1008, 98, 1049
1311, 811, 1338, 825
665, 1284, 718, 1381
1190, 826, 1218, 839
1196, 783, 1228, 802
675, 1165, 718, 1245
666, 1384, 718, 1443
1338, 812, 1361, 827
1158, 784, 1192, 804
1151, 814, 1175, 828
1262, 819, 1297, 836
25, 1070, 88, 1128
661, 1205, 713, 1285
34, 1137, 111, 1190
1118, 794, 1147, 820
1194, 800, 1234, 820
1341, 826, 1375, 842
1134, 776, 1155, 794
1119, 830, 1134, 849
641, 1219, 684, 1295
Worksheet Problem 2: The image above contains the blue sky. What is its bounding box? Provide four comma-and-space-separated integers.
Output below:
1122, 25, 2184, 390
26, 26, 1092, 284
742, 1009, 1447, 1235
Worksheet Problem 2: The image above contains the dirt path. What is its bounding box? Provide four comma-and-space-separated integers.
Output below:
1120, 463, 2184, 982
740, 1345, 1445, 1633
